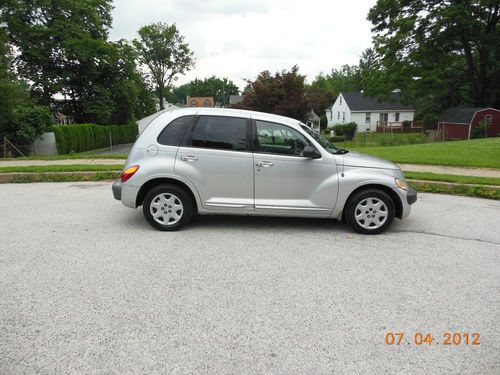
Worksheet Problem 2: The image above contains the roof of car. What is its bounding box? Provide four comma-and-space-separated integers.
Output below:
157, 107, 303, 129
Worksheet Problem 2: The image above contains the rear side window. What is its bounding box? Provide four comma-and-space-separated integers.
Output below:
157, 115, 194, 146
190, 116, 248, 151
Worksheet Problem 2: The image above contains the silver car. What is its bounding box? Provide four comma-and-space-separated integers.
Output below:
112, 107, 416, 234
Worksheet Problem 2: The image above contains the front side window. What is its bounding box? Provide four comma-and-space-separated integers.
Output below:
190, 116, 248, 151
157, 115, 194, 146
255, 121, 310, 156
366, 112, 371, 123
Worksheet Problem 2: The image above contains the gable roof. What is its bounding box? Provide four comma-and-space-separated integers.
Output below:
438, 107, 489, 124
339, 91, 415, 112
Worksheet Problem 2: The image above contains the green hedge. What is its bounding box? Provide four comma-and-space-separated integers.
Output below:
332, 122, 357, 140
48, 124, 137, 154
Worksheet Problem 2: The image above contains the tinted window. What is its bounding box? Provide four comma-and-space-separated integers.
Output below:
256, 121, 310, 156
191, 116, 248, 151
157, 115, 194, 146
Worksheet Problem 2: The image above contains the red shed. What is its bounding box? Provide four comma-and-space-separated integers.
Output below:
437, 107, 500, 140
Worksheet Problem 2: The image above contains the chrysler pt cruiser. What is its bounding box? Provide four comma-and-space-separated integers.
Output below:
112, 108, 416, 234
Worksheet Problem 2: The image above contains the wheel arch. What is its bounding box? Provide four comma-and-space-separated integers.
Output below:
344, 184, 403, 220
136, 177, 199, 212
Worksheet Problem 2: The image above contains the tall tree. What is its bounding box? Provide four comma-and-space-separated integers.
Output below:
1, 0, 113, 105
367, 0, 500, 108
236, 66, 310, 121
133, 23, 194, 110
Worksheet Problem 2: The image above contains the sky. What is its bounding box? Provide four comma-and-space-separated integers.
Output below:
109, 0, 378, 91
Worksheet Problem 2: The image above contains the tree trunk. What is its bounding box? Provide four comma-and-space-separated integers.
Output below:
159, 85, 164, 110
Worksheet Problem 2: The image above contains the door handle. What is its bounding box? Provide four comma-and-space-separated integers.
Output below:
181, 155, 199, 162
256, 161, 273, 167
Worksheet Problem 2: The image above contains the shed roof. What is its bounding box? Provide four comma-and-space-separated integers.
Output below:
438, 107, 487, 124
338, 91, 415, 112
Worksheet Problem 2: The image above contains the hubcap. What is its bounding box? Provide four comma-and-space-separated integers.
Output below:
354, 197, 388, 230
150, 193, 184, 226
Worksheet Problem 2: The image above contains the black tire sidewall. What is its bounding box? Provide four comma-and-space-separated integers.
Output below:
142, 184, 193, 231
345, 189, 395, 235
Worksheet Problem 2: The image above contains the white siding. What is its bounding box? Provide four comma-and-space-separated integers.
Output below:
327, 93, 351, 127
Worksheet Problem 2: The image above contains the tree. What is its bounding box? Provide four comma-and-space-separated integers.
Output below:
367, 0, 500, 109
169, 76, 239, 106
133, 23, 195, 110
306, 65, 362, 117
236, 66, 310, 121
1, 0, 113, 106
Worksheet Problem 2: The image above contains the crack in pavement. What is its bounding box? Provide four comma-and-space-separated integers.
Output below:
395, 229, 500, 246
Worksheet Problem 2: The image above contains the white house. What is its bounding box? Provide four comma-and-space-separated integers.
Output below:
325, 91, 415, 132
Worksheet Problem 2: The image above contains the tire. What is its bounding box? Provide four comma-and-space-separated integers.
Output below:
344, 189, 395, 235
142, 184, 194, 231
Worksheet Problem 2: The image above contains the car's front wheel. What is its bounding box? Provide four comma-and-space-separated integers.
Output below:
345, 189, 395, 234
143, 184, 193, 231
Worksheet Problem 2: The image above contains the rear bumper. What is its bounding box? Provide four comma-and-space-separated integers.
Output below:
112, 180, 121, 200
407, 188, 417, 205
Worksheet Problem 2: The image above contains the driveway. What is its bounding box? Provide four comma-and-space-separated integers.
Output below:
0, 183, 498, 374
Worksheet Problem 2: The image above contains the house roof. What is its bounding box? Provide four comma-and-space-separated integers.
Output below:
438, 107, 488, 124
338, 91, 415, 112
305, 109, 320, 122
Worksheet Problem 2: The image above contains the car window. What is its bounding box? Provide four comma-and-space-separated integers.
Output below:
190, 116, 248, 151
157, 115, 194, 146
255, 120, 310, 156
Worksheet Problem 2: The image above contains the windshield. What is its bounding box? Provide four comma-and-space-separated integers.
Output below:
300, 124, 344, 154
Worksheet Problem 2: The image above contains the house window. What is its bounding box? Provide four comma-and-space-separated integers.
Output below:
485, 115, 492, 126
342, 112, 345, 122
395, 113, 400, 122
339, 96, 342, 105
365, 112, 371, 123
337, 111, 340, 119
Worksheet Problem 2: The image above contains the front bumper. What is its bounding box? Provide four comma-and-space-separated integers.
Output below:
112, 180, 121, 200
407, 188, 417, 205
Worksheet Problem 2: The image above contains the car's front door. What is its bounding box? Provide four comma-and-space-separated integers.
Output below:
175, 115, 254, 212
253, 120, 338, 216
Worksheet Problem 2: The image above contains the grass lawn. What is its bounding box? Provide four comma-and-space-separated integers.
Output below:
344, 137, 500, 169
404, 171, 500, 186
0, 164, 123, 173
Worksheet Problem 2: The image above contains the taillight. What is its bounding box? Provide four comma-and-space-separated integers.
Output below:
120, 165, 140, 182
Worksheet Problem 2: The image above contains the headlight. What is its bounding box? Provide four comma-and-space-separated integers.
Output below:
395, 178, 408, 190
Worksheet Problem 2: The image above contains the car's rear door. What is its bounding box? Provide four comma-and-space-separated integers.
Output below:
175, 115, 254, 212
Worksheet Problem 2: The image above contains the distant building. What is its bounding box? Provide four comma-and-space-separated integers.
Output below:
325, 91, 415, 132
304, 109, 321, 132
186, 96, 214, 107
437, 107, 500, 140
229, 95, 245, 107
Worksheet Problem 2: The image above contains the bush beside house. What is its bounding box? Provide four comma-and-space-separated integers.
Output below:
49, 124, 137, 154
333, 122, 357, 140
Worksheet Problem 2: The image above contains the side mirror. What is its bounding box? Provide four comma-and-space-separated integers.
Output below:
303, 145, 321, 159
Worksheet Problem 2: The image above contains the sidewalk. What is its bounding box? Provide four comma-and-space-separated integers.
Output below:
1, 159, 499, 178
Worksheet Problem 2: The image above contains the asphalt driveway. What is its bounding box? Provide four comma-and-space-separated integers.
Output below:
0, 182, 499, 374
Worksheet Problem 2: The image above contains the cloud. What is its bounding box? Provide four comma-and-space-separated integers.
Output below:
109, 0, 377, 90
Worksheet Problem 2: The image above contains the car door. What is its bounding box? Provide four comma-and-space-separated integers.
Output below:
175, 115, 254, 212
253, 120, 338, 216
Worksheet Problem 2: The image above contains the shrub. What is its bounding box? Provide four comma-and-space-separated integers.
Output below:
48, 123, 137, 154
471, 120, 489, 139
9, 105, 52, 144
333, 122, 357, 140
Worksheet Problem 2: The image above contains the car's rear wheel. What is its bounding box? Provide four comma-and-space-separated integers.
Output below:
143, 184, 193, 231
345, 189, 395, 234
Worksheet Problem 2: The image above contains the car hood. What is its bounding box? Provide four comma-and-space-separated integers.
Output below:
335, 151, 400, 170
